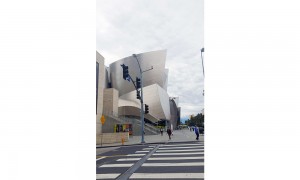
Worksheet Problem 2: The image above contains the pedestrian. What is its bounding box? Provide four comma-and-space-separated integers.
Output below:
167, 127, 172, 140
160, 128, 163, 136
195, 126, 199, 140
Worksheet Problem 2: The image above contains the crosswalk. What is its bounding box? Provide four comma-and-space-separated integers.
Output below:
96, 142, 204, 179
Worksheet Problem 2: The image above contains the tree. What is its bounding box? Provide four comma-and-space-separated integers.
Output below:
186, 113, 204, 127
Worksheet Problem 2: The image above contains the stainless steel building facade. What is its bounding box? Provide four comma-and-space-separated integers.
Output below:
99, 50, 180, 135
108, 50, 180, 128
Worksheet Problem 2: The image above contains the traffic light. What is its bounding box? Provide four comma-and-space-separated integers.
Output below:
145, 104, 149, 114
136, 77, 141, 89
136, 90, 141, 99
121, 64, 129, 80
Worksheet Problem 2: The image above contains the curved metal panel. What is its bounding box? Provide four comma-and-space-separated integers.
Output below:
109, 50, 167, 96
119, 84, 170, 120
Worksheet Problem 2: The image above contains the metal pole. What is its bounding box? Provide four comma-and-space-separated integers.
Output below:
201, 48, 205, 96
133, 54, 145, 143
101, 133, 103, 147
140, 68, 145, 143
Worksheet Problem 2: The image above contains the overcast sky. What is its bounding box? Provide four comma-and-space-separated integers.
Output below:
97, 0, 204, 121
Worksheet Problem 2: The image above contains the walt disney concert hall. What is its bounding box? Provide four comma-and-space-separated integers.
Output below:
96, 50, 180, 139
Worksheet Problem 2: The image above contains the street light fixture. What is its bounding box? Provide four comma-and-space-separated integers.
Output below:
201, 48, 205, 96
201, 47, 205, 78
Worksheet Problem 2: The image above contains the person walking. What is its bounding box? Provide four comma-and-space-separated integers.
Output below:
160, 128, 163, 136
167, 127, 172, 140
195, 126, 200, 140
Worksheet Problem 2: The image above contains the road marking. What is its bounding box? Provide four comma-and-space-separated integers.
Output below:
99, 163, 134, 167
161, 143, 203, 147
142, 162, 204, 167
116, 145, 161, 180
96, 173, 120, 179
97, 154, 132, 158
135, 150, 150, 153
148, 156, 204, 160
130, 173, 204, 179
159, 146, 203, 149
153, 152, 204, 155
117, 158, 141, 161
142, 148, 153, 150
156, 149, 204, 152
96, 157, 105, 161
126, 154, 146, 156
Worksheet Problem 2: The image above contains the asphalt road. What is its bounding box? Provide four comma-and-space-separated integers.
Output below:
96, 141, 204, 180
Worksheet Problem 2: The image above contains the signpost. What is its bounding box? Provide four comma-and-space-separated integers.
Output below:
101, 115, 105, 146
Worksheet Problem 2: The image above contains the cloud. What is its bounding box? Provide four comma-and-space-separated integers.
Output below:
97, 0, 204, 120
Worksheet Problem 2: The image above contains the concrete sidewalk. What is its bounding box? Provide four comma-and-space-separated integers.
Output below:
96, 129, 204, 148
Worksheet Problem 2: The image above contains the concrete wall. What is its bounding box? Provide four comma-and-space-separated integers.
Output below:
101, 115, 122, 133
96, 51, 105, 142
103, 88, 119, 115
97, 132, 129, 145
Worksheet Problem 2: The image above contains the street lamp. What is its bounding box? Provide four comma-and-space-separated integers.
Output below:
201, 47, 205, 78
201, 47, 205, 96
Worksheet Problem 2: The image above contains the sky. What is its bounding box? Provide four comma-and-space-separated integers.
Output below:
97, 0, 204, 122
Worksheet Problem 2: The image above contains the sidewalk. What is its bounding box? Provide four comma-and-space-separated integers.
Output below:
96, 129, 204, 148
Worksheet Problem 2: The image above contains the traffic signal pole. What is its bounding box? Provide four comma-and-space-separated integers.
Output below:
121, 54, 153, 144
140, 66, 145, 143
133, 54, 145, 143
133, 54, 153, 144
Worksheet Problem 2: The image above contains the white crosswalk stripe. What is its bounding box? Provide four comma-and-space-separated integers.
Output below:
142, 162, 204, 167
158, 146, 203, 149
130, 173, 204, 179
148, 156, 204, 160
97, 143, 204, 179
161, 143, 203, 147
156, 149, 203, 152
153, 152, 204, 155
126, 153, 146, 156
96, 173, 120, 179
117, 158, 141, 161
96, 145, 154, 179
100, 163, 134, 167
135, 150, 150, 153
129, 142, 204, 179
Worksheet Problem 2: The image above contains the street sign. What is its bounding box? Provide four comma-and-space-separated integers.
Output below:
101, 115, 105, 125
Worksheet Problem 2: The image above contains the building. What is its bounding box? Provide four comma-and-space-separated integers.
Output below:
97, 50, 181, 137
96, 52, 105, 144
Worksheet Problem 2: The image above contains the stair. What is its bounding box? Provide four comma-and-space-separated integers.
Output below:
102, 115, 159, 135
